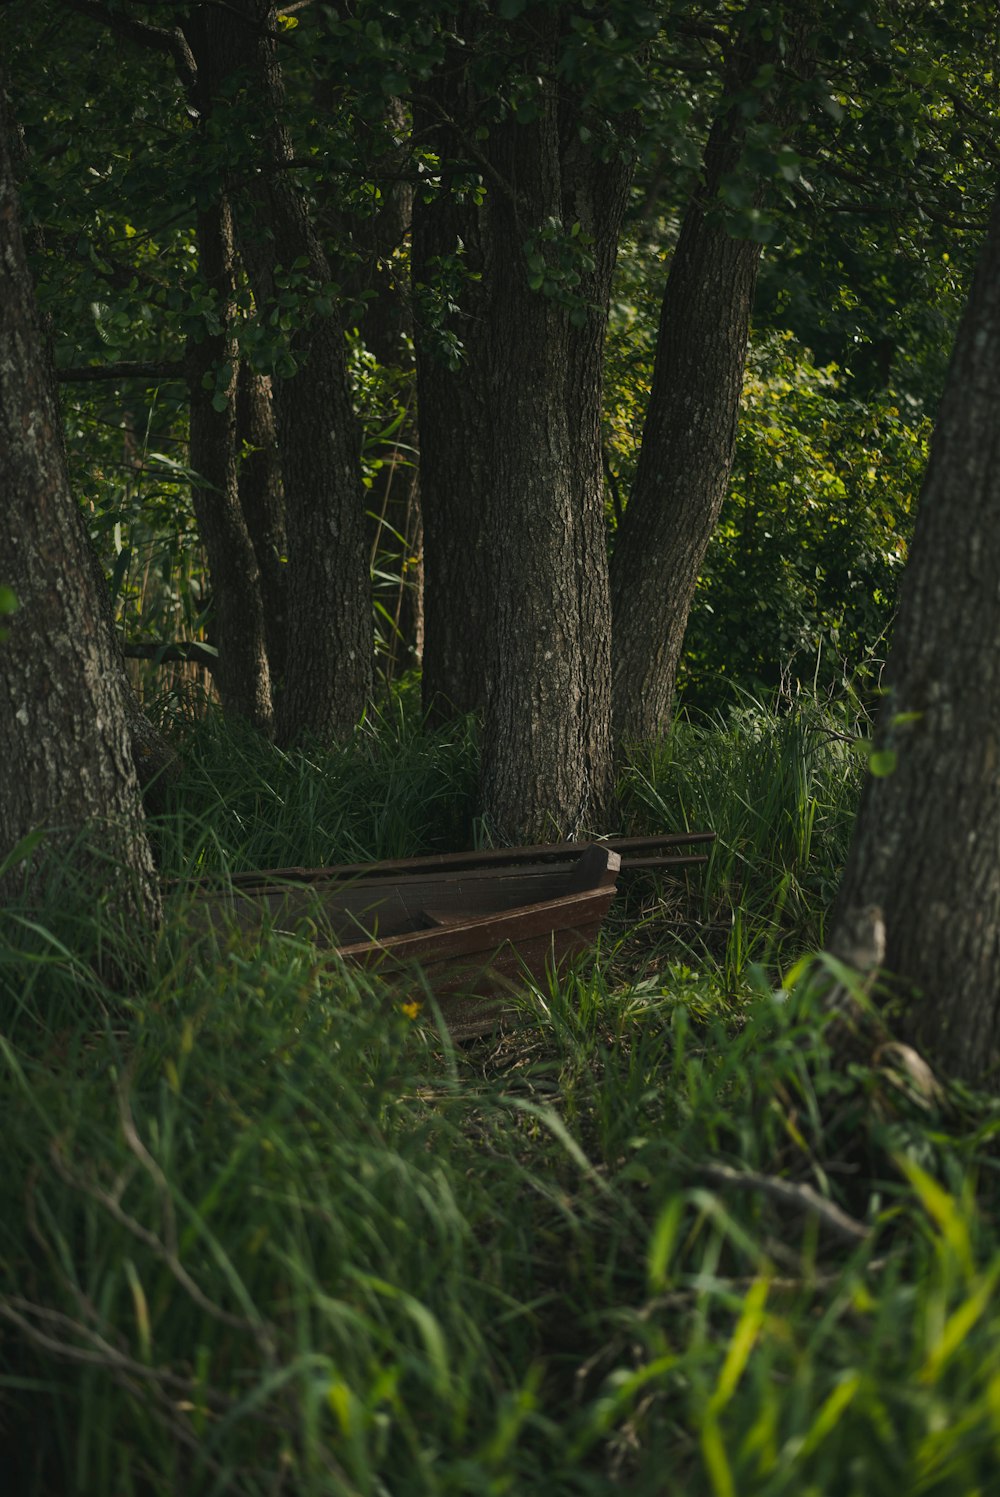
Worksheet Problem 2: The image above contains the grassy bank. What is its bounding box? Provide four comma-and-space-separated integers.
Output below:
2, 697, 999, 1495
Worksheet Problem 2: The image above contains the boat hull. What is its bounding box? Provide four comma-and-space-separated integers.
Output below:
181, 834, 713, 1037
186, 844, 623, 1034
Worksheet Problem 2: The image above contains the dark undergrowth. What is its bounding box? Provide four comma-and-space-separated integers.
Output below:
3, 694, 1000, 1495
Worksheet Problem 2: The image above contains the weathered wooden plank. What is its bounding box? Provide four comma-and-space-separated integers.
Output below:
184, 845, 620, 1010
175, 831, 714, 891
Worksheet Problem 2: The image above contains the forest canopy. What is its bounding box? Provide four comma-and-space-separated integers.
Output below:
6, 0, 989, 808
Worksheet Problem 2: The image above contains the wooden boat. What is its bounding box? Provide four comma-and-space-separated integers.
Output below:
184, 832, 714, 1035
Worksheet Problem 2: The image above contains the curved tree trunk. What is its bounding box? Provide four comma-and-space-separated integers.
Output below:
830, 186, 1000, 1084
609, 90, 763, 747
610, 23, 811, 747
0, 85, 159, 931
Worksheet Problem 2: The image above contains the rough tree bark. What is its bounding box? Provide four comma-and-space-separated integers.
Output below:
186, 184, 273, 733
829, 186, 1000, 1085
412, 64, 494, 723
476, 27, 632, 841
0, 81, 160, 929
610, 25, 805, 747
413, 10, 631, 834
7, 59, 179, 809
218, 0, 373, 745
80, 512, 180, 817
236, 363, 288, 693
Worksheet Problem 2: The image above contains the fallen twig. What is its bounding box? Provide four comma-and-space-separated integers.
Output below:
700, 1161, 872, 1244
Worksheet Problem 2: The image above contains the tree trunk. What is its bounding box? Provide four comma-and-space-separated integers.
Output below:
477, 49, 630, 841
830, 186, 1000, 1084
610, 25, 808, 746
209, 0, 372, 745
236, 363, 287, 694
0, 84, 160, 931
79, 507, 180, 818
412, 74, 494, 723
187, 188, 273, 733
413, 12, 630, 833
351, 96, 415, 370
6, 69, 179, 819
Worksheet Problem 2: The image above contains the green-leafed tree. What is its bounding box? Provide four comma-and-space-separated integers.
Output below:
7, 0, 998, 855
184, 0, 374, 746
9, 0, 379, 745
609, 0, 995, 741
609, 7, 799, 747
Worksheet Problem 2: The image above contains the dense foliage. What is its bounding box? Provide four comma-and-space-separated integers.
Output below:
4, 3, 1000, 1489
3, 704, 1000, 1494
7, 0, 988, 722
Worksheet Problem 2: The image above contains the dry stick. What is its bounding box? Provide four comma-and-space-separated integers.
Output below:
0, 1300, 231, 1475
2, 1292, 310, 1453
388, 465, 422, 681
116, 1089, 278, 1356
0, 1297, 222, 1399
24, 1167, 123, 1338
122, 641, 219, 671
47, 1126, 270, 1344
57, 360, 187, 383
48, 1157, 257, 1336
640, 1259, 889, 1314
700, 1162, 872, 1244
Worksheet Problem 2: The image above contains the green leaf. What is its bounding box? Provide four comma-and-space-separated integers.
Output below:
109, 547, 132, 600
0, 826, 48, 878
0, 583, 17, 643
869, 749, 897, 777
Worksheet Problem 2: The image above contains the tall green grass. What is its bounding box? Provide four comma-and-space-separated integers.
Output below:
616, 691, 864, 997
151, 692, 479, 878
4, 695, 1000, 1495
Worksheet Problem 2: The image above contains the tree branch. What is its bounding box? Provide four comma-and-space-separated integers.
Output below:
57, 360, 187, 383
409, 92, 524, 210
123, 641, 219, 671
58, 0, 198, 96
700, 1162, 872, 1244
